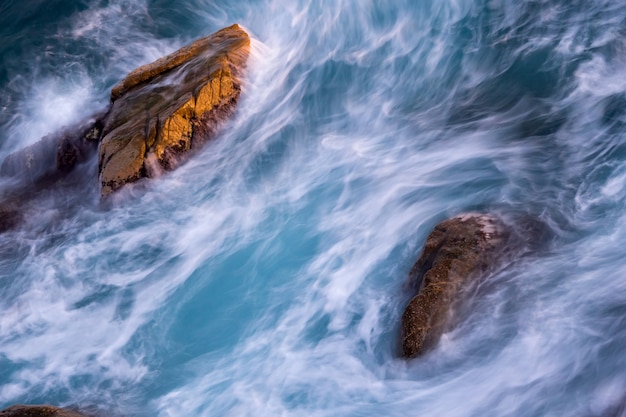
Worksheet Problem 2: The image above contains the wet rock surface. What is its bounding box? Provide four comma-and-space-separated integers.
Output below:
0, 405, 88, 417
98, 23, 250, 195
401, 213, 511, 358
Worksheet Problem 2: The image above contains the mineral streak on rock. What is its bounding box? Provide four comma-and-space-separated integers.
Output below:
98, 24, 250, 195
401, 213, 510, 359
0, 405, 87, 417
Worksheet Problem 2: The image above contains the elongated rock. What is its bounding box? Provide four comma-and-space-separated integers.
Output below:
98, 24, 250, 195
0, 405, 87, 417
401, 213, 510, 358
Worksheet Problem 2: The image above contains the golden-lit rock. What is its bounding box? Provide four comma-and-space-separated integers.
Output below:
98, 24, 250, 195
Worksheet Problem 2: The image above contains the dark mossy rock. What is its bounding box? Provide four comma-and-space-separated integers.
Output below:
401, 213, 511, 359
0, 405, 88, 417
98, 23, 250, 195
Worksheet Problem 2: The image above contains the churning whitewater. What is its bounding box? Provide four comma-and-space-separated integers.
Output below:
1, 0, 626, 416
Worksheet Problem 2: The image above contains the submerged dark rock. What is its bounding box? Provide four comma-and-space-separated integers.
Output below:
0, 115, 103, 234
98, 23, 250, 195
0, 204, 20, 233
401, 213, 511, 358
56, 120, 103, 173
0, 405, 88, 417
0, 115, 103, 183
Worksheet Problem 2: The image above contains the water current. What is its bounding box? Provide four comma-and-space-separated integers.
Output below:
1, 0, 625, 416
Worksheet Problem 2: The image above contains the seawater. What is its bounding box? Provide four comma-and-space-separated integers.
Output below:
1, 0, 626, 416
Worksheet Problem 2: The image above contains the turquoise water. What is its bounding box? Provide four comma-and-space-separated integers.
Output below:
1, 0, 626, 416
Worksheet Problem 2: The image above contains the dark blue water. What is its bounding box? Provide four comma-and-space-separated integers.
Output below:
1, 0, 626, 416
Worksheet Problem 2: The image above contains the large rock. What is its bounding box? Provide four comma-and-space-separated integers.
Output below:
98, 24, 250, 195
401, 213, 510, 358
0, 405, 87, 417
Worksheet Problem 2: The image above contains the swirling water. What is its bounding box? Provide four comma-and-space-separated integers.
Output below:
0, 0, 625, 416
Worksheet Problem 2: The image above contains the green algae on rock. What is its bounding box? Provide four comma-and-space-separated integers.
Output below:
401, 213, 510, 359
98, 24, 250, 195
0, 405, 88, 417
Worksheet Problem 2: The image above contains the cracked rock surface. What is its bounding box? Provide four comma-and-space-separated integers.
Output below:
98, 24, 250, 195
401, 213, 510, 359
